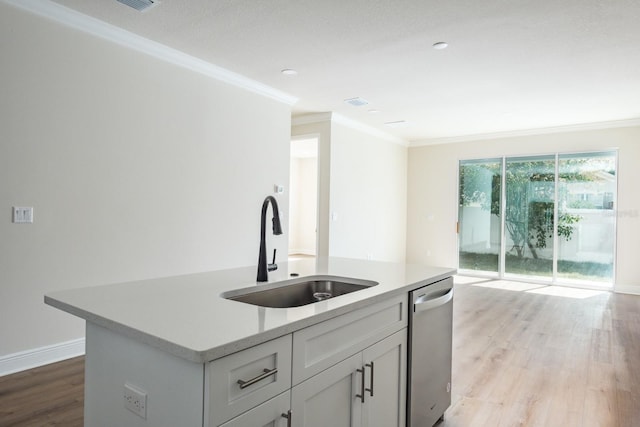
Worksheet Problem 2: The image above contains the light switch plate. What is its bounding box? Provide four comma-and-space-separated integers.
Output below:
13, 207, 33, 223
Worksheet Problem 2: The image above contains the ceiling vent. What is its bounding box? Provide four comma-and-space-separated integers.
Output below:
116, 0, 157, 12
344, 97, 369, 107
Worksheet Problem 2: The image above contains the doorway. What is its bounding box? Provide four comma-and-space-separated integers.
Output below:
289, 137, 318, 259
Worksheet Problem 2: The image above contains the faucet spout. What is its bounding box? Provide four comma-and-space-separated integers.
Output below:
257, 196, 282, 282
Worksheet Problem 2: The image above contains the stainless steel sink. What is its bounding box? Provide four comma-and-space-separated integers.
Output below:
222, 275, 378, 308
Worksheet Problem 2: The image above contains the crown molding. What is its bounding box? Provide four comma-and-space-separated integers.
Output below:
331, 113, 409, 146
291, 112, 334, 126
292, 112, 409, 147
3, 0, 298, 106
410, 118, 640, 147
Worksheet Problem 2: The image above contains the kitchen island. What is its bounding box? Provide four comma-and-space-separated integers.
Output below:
46, 257, 455, 427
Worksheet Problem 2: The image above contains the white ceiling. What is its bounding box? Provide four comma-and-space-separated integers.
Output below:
51, 0, 640, 143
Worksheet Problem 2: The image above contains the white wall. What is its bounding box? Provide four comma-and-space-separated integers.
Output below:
406, 126, 640, 293
329, 122, 407, 262
0, 3, 291, 360
292, 115, 408, 263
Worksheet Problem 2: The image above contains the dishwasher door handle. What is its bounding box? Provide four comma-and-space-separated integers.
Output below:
414, 288, 453, 313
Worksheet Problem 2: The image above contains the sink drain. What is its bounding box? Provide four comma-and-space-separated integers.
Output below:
313, 292, 332, 301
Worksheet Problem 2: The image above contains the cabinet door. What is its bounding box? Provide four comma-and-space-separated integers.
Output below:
362, 330, 407, 427
291, 353, 363, 427
218, 391, 290, 427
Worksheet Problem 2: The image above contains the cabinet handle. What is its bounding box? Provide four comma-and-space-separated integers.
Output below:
365, 362, 374, 397
281, 410, 292, 427
356, 367, 365, 403
237, 367, 278, 389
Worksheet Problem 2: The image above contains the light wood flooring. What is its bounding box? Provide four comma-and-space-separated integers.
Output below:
444, 277, 640, 427
1, 277, 639, 426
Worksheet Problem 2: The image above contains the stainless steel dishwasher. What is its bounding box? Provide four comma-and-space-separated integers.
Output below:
407, 276, 454, 427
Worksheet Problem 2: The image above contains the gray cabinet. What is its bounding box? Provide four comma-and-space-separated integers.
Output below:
291, 353, 363, 427
362, 330, 407, 427
219, 391, 291, 427
291, 330, 407, 427
84, 295, 408, 427
212, 294, 408, 427
207, 334, 292, 426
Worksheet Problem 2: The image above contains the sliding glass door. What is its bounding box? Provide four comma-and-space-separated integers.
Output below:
458, 151, 616, 287
458, 159, 502, 273
504, 155, 556, 279
557, 152, 616, 283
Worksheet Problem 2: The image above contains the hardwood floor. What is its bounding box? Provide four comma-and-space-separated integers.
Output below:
444, 277, 640, 427
1, 277, 639, 426
0, 356, 83, 426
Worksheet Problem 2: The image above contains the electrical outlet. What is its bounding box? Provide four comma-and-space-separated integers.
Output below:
124, 383, 147, 419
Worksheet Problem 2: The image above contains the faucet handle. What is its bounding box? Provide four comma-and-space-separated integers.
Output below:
268, 249, 278, 272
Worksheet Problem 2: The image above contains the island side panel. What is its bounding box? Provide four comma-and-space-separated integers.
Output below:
85, 322, 204, 427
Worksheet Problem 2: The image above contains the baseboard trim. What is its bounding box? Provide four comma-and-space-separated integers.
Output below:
0, 338, 85, 377
614, 284, 640, 295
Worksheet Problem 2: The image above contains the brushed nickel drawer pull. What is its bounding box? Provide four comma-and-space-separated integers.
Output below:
356, 367, 365, 403
237, 367, 278, 389
365, 362, 374, 397
281, 410, 292, 427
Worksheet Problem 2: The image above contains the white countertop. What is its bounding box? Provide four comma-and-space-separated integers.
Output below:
45, 257, 455, 363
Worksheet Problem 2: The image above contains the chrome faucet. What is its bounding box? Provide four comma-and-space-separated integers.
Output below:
257, 195, 282, 282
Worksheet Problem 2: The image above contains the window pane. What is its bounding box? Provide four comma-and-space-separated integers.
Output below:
504, 156, 556, 278
458, 159, 502, 272
557, 152, 616, 283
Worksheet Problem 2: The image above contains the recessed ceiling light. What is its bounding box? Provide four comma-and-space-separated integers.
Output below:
432, 42, 448, 50
368, 109, 380, 114
281, 69, 298, 76
384, 120, 408, 128
344, 97, 369, 107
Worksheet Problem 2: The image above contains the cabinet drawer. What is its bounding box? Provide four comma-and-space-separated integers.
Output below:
207, 334, 292, 426
292, 294, 407, 384
217, 391, 290, 427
